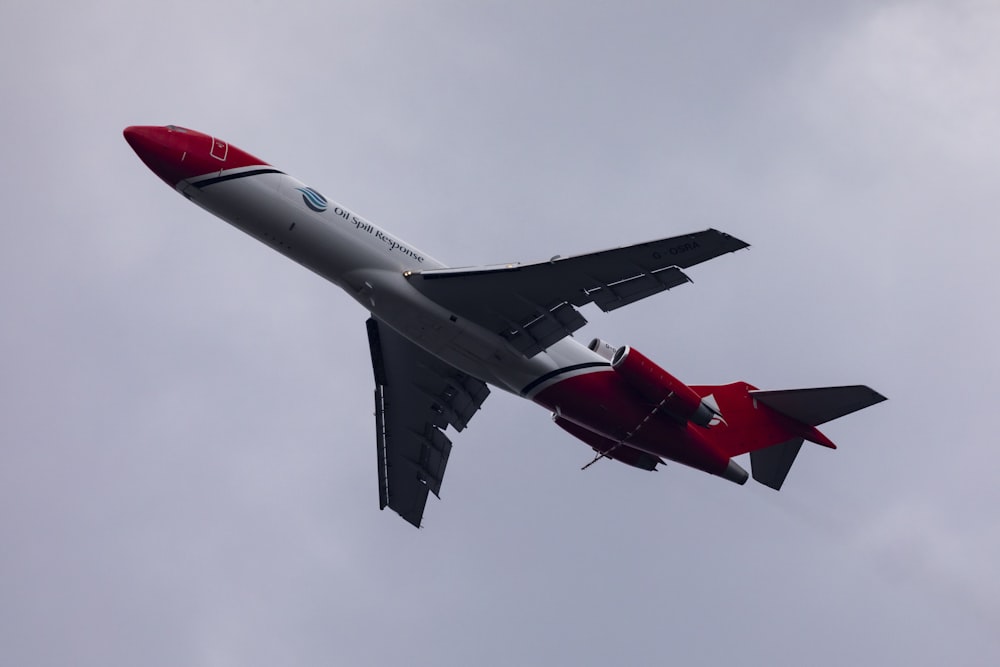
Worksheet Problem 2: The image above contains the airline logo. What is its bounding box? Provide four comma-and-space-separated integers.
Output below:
297, 187, 328, 212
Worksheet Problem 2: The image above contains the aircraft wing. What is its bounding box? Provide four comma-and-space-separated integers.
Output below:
365, 318, 490, 528
407, 228, 748, 357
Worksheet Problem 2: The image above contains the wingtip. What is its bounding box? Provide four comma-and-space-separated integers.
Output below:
707, 228, 751, 251
729, 234, 751, 251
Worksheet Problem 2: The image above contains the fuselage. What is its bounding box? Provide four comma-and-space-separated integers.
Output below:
124, 124, 744, 480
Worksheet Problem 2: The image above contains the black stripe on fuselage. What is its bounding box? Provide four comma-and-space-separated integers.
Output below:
189, 167, 285, 189
519, 361, 610, 397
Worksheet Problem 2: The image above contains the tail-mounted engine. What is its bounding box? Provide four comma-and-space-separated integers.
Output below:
587, 338, 618, 362
610, 345, 717, 426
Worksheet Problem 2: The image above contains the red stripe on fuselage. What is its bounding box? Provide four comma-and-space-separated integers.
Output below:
533, 369, 731, 475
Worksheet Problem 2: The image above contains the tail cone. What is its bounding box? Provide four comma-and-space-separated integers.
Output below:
720, 459, 749, 485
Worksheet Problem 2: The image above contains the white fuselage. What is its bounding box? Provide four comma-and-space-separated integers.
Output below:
182, 168, 603, 396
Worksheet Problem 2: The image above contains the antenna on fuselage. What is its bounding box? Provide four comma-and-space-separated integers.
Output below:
580, 446, 616, 471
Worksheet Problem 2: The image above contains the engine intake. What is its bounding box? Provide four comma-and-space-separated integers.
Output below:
611, 345, 716, 426
587, 338, 617, 362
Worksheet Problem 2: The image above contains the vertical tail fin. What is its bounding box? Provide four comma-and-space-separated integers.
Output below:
749, 438, 804, 490
691, 383, 886, 489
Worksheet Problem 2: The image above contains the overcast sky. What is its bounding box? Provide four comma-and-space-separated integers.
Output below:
2, 1, 999, 665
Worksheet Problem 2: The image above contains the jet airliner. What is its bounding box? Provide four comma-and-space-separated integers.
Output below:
124, 124, 886, 528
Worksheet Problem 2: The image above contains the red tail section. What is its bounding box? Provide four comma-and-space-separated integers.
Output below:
540, 341, 885, 489
691, 382, 886, 489
691, 382, 808, 459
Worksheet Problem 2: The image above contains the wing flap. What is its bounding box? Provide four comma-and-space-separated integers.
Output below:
501, 300, 588, 358
590, 265, 691, 311
375, 386, 389, 510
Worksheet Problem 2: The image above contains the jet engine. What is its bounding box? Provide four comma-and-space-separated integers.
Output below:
587, 338, 618, 362
611, 345, 716, 426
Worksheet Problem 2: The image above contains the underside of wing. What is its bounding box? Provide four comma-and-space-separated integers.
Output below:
407, 229, 748, 357
366, 318, 490, 528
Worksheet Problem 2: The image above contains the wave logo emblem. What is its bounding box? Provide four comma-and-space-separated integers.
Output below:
297, 187, 328, 213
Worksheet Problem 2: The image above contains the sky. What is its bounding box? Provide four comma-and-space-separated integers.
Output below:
1, 1, 999, 665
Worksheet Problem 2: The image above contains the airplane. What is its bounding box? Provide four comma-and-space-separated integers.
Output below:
124, 124, 886, 528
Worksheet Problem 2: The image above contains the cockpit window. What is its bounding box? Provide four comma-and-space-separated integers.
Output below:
165, 125, 188, 133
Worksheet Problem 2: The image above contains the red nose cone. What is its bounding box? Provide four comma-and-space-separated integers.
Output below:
122, 125, 149, 147
123, 125, 201, 187
123, 125, 271, 188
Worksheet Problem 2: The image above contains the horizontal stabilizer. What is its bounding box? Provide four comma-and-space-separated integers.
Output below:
750, 437, 804, 490
750, 385, 886, 427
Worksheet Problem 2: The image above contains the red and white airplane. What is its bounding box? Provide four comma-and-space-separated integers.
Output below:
125, 124, 886, 527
